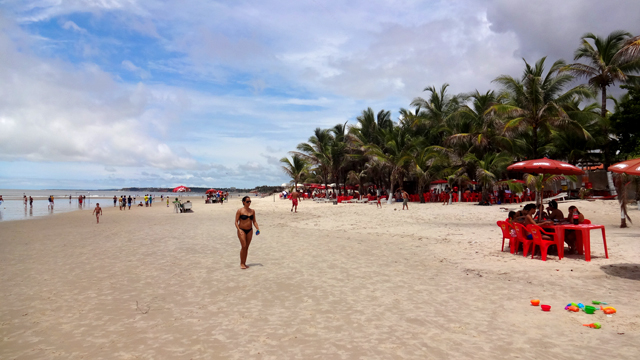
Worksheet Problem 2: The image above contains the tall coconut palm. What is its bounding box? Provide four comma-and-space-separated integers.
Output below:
448, 90, 512, 158
564, 31, 640, 122
329, 122, 350, 195
563, 31, 640, 193
293, 128, 333, 198
366, 126, 414, 204
280, 154, 308, 191
493, 57, 593, 158
411, 83, 465, 128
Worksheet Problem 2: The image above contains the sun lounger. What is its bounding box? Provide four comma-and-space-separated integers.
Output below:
546, 192, 568, 202
356, 198, 368, 204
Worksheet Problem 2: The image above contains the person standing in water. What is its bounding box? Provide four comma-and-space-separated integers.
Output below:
235, 196, 260, 269
92, 203, 103, 224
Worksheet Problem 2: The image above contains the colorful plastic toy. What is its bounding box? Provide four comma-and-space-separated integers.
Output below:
531, 299, 540, 306
601, 306, 617, 314
541, 305, 551, 311
583, 323, 601, 329
584, 306, 596, 314
592, 301, 608, 305
577, 303, 585, 309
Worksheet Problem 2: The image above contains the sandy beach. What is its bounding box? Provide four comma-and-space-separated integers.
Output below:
1, 197, 639, 359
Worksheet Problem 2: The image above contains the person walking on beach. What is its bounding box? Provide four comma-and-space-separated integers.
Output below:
78, 195, 83, 207
29, 196, 33, 207
290, 189, 300, 212
235, 196, 260, 269
113, 195, 117, 207
48, 195, 54, 210
144, 194, 149, 207
24, 195, 28, 206
401, 188, 409, 210
0, 195, 3, 206
127, 195, 132, 209
149, 194, 153, 207
92, 203, 103, 224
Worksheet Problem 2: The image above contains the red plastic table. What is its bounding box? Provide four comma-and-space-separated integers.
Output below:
545, 224, 608, 261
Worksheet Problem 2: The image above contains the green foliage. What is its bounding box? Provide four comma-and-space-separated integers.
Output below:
610, 85, 640, 158
286, 30, 639, 206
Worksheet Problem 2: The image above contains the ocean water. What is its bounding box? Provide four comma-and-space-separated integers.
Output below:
0, 189, 206, 222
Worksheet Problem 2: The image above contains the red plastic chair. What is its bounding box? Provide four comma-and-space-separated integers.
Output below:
513, 223, 534, 257
528, 224, 560, 261
497, 221, 516, 252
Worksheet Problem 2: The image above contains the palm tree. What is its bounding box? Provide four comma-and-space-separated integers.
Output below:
448, 90, 512, 158
524, 173, 578, 211
293, 128, 333, 198
280, 155, 308, 190
411, 83, 465, 128
366, 126, 414, 204
564, 31, 640, 122
562, 31, 640, 195
493, 57, 593, 158
469, 153, 512, 204
328, 122, 351, 195
411, 148, 447, 203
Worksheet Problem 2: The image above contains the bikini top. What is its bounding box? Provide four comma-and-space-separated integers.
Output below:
239, 214, 254, 220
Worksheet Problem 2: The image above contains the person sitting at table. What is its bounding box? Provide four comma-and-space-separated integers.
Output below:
566, 205, 585, 224
545, 200, 564, 221
518, 204, 553, 240
564, 205, 585, 254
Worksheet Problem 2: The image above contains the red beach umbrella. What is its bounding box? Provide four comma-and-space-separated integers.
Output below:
173, 186, 190, 192
507, 158, 583, 212
608, 158, 640, 176
205, 189, 217, 194
431, 180, 448, 184
507, 158, 584, 176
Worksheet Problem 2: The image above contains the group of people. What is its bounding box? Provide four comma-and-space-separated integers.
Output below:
507, 201, 585, 254
205, 191, 228, 204
114, 195, 134, 210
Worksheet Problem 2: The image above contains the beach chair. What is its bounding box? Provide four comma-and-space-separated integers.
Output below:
527, 224, 561, 261
513, 223, 534, 257
497, 221, 516, 252
546, 192, 568, 202
356, 198, 369, 203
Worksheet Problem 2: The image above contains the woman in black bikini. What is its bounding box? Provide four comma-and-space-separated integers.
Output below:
235, 196, 260, 269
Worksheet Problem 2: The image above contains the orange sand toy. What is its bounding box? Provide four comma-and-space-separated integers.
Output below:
567, 305, 579, 312
601, 306, 617, 314
583, 323, 601, 329
531, 299, 540, 306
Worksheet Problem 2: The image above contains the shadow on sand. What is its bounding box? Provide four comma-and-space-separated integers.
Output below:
600, 263, 640, 281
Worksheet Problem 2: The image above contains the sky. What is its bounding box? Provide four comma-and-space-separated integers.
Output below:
0, 0, 639, 190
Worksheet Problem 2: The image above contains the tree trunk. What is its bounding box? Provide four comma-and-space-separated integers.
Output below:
532, 123, 538, 158
607, 172, 617, 196
387, 171, 395, 205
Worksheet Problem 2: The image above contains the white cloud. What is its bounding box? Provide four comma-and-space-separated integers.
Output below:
0, 20, 196, 170
61, 20, 87, 34
121, 60, 150, 79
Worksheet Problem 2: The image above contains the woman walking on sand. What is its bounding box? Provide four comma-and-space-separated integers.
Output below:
235, 196, 260, 269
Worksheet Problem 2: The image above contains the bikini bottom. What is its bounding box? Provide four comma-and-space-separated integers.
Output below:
239, 228, 252, 235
